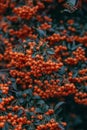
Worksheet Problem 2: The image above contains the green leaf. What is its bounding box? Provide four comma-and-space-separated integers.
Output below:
23, 89, 32, 96
12, 82, 17, 90
2, 122, 9, 130
34, 120, 41, 125
71, 41, 82, 51
59, 124, 65, 130
36, 108, 43, 113
18, 98, 24, 104
73, 72, 78, 78
37, 29, 46, 37
44, 115, 50, 122
47, 49, 55, 55
67, 0, 76, 6
85, 86, 87, 92
33, 95, 41, 100
26, 111, 31, 119
84, 23, 87, 30
68, 43, 71, 50
37, 100, 45, 105
29, 112, 35, 116
39, 42, 47, 52
42, 105, 49, 112
58, 66, 66, 75
0, 98, 2, 102
18, 109, 23, 116
40, 45, 45, 52
16, 91, 22, 97
54, 101, 65, 111
56, 108, 63, 115
32, 52, 37, 58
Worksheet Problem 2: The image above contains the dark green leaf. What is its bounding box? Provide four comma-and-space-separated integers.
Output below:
54, 101, 65, 111
0, 98, 2, 102
32, 53, 37, 58
34, 120, 41, 125
36, 108, 43, 113
18, 98, 24, 104
58, 66, 66, 75
37, 100, 45, 105
42, 105, 49, 112
26, 112, 31, 119
16, 91, 22, 97
47, 49, 55, 55
18, 109, 23, 116
33, 95, 41, 100
37, 29, 46, 37
23, 89, 32, 96
12, 82, 17, 90
59, 124, 65, 130
2, 122, 9, 130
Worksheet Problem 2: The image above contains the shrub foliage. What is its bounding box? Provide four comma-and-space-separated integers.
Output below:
0, 0, 87, 130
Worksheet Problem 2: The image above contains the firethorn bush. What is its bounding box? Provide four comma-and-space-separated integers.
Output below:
0, 0, 87, 130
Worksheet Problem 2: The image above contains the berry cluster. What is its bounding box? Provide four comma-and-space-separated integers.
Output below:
0, 0, 87, 130
13, 5, 39, 20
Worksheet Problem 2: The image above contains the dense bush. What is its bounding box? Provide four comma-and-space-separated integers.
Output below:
0, 0, 87, 130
